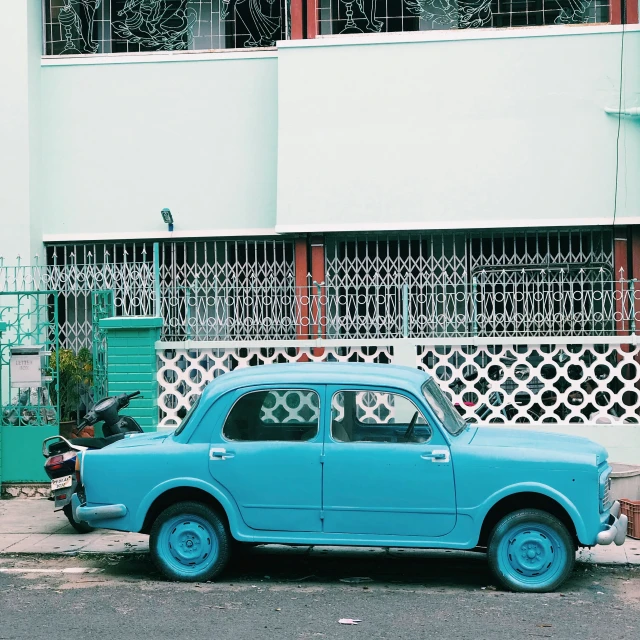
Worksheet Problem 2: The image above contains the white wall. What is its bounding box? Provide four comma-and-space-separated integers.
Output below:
276, 26, 640, 233
40, 52, 279, 241
0, 0, 42, 262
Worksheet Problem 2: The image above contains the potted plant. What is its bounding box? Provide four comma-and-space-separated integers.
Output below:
50, 348, 93, 438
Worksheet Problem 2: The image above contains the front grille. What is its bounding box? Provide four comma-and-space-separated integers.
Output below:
602, 477, 612, 512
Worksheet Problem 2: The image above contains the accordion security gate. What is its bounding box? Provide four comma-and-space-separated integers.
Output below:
16, 228, 617, 348
323, 229, 617, 338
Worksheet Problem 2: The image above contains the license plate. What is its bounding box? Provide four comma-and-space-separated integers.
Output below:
51, 475, 73, 491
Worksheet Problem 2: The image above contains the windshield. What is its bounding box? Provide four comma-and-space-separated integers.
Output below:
174, 395, 201, 436
422, 379, 467, 436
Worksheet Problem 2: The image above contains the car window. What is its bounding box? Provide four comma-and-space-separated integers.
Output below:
174, 395, 201, 436
422, 379, 467, 436
331, 390, 432, 444
223, 389, 320, 442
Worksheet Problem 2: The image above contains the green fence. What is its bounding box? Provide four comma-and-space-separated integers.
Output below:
0, 291, 59, 483
92, 290, 114, 401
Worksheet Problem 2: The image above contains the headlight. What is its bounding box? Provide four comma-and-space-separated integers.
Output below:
600, 468, 612, 513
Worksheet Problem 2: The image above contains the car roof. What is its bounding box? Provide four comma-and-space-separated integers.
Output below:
201, 362, 431, 400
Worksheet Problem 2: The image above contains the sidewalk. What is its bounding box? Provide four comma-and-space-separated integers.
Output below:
0, 498, 148, 555
1, 498, 639, 564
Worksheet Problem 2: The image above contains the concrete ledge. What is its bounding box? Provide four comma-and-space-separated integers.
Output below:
1, 483, 50, 499
101, 317, 163, 329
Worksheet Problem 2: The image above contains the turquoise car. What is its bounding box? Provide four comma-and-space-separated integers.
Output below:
73, 363, 627, 592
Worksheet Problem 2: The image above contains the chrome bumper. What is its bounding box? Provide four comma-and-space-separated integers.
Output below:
72, 493, 127, 524
596, 501, 628, 546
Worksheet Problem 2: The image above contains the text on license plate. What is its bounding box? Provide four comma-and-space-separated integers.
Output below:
51, 475, 73, 490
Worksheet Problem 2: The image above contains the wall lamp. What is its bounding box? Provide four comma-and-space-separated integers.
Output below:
161, 208, 174, 232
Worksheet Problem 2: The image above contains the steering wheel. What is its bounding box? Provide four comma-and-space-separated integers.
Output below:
403, 411, 419, 441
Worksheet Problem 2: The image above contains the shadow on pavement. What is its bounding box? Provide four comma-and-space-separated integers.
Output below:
97, 544, 493, 588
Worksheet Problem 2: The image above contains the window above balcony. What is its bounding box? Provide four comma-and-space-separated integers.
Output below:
42, 0, 623, 56
317, 0, 610, 36
43, 0, 290, 55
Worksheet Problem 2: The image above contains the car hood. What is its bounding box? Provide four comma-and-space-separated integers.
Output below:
470, 427, 608, 465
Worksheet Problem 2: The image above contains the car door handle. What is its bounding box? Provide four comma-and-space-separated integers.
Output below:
209, 447, 235, 461
421, 450, 450, 463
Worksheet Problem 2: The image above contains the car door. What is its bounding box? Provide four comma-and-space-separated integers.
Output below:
322, 386, 457, 537
208, 385, 324, 532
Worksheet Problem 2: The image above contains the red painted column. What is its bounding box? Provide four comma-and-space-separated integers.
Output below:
628, 0, 639, 23
631, 226, 640, 333
614, 230, 629, 336
290, 0, 304, 39
307, 0, 317, 38
295, 238, 309, 340
611, 0, 622, 24
310, 236, 325, 342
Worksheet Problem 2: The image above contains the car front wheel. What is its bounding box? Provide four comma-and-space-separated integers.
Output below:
150, 501, 230, 582
487, 508, 575, 593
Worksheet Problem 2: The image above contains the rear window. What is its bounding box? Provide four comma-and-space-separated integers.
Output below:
223, 389, 320, 442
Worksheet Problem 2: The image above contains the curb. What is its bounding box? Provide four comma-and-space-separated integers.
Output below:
1, 484, 51, 499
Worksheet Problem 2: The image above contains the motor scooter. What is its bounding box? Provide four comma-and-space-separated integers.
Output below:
42, 391, 143, 533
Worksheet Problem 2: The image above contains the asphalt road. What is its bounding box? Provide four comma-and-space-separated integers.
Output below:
0, 546, 639, 640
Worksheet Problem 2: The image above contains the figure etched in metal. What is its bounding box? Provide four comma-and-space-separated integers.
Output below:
59, 0, 102, 54
112, 0, 197, 50
221, 0, 281, 47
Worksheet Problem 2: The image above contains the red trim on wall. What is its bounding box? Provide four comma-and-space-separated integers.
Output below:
291, 0, 304, 39
614, 231, 629, 336
611, 0, 622, 24
627, 0, 639, 24
306, 0, 317, 38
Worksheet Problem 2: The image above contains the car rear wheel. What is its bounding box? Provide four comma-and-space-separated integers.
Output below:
150, 501, 230, 582
487, 509, 575, 593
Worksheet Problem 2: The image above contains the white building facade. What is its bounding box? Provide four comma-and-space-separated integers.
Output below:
2, 1, 640, 465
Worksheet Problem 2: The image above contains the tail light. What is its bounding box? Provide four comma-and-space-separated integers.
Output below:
45, 455, 65, 471
45, 451, 75, 471
75, 454, 82, 486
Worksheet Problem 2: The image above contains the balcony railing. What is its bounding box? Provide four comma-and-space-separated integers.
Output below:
4, 261, 638, 343
43, 0, 614, 56
160, 276, 639, 340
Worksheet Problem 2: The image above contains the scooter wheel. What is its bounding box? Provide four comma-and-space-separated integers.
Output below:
63, 504, 95, 534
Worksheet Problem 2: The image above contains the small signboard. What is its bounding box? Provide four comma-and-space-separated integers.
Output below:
10, 347, 43, 388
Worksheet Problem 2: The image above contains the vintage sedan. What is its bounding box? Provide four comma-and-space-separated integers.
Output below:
73, 363, 627, 592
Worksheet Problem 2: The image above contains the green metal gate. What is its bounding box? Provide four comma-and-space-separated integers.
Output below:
0, 291, 59, 484
91, 290, 114, 401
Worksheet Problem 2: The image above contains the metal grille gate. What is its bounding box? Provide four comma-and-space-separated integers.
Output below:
324, 228, 615, 337
91, 290, 114, 401
0, 291, 59, 427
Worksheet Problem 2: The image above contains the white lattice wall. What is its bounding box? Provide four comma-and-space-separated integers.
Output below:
417, 341, 640, 425
156, 339, 640, 427
157, 343, 393, 426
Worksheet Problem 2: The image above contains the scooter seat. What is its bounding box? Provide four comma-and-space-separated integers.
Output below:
71, 434, 125, 450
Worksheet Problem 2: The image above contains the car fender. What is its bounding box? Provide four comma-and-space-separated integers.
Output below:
133, 477, 243, 533
471, 481, 587, 542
